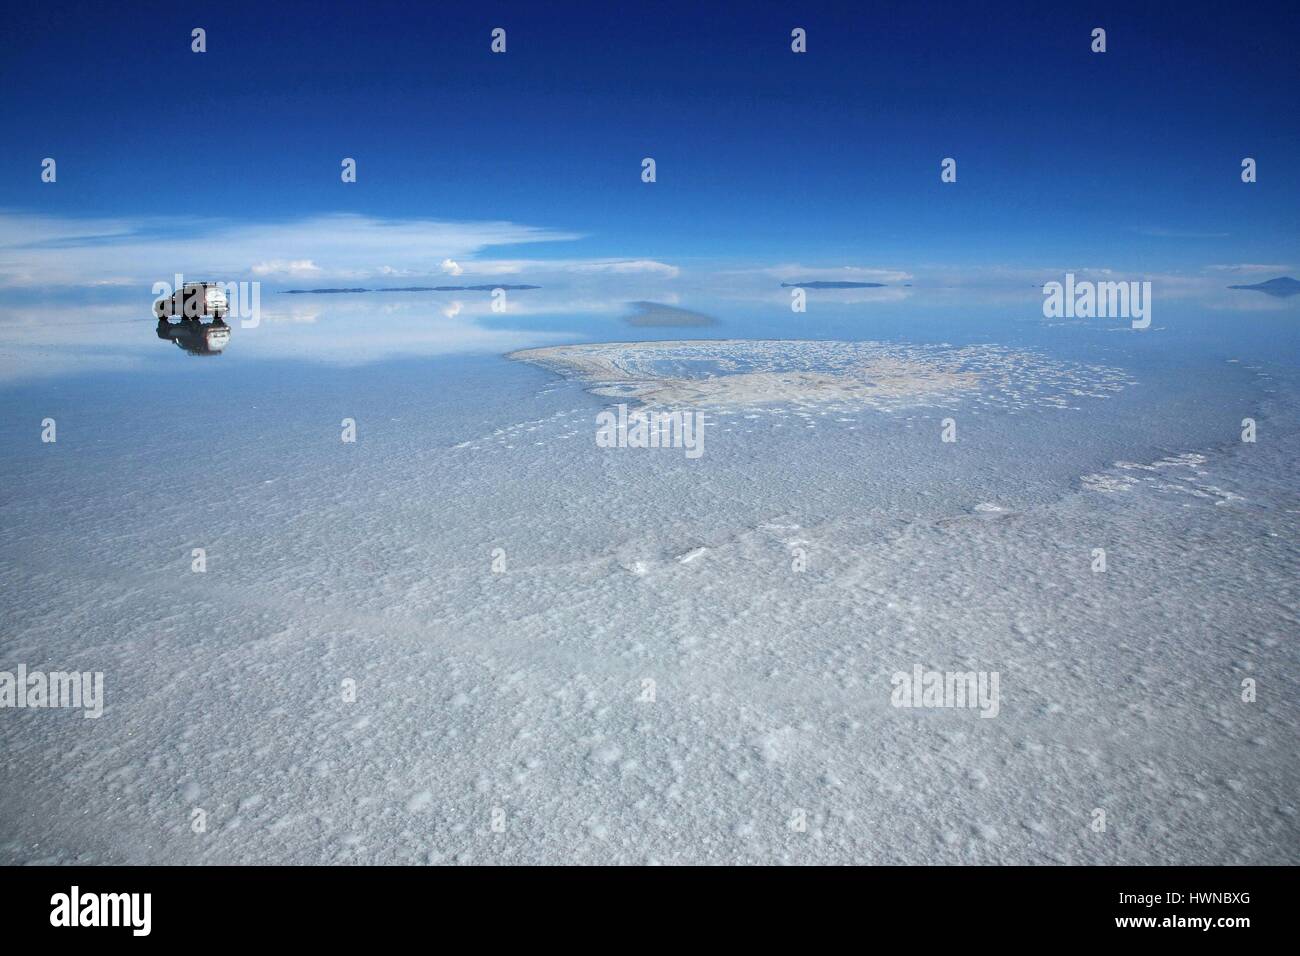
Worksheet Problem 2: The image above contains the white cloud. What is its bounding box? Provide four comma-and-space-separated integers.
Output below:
0, 212, 583, 288
251, 259, 322, 278
0, 211, 692, 292
446, 257, 680, 278
763, 264, 913, 283
563, 259, 680, 277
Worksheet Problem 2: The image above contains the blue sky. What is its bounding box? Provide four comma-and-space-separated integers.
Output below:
0, 0, 1296, 282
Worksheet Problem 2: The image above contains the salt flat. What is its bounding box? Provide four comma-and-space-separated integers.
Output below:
0, 324, 1296, 865
509, 339, 1131, 411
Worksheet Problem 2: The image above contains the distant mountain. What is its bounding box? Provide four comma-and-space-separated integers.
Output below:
1226, 276, 1300, 298
280, 285, 541, 294
779, 281, 886, 289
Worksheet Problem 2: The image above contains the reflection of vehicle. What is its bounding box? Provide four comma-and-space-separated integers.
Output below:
154, 282, 228, 320
156, 316, 231, 356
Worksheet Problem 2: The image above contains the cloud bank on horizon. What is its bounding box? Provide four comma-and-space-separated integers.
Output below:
0, 211, 685, 289
0, 210, 1292, 303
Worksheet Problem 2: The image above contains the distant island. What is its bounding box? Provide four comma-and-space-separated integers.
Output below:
779, 281, 886, 289
280, 285, 542, 294
1226, 276, 1300, 298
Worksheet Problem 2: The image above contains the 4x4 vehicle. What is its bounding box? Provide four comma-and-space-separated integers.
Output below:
153, 282, 229, 321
